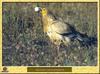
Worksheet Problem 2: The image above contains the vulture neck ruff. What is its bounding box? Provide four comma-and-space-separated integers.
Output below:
42, 14, 49, 33
41, 8, 50, 33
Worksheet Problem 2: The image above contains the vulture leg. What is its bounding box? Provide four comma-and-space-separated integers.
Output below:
56, 41, 61, 57
53, 40, 61, 56
57, 45, 60, 56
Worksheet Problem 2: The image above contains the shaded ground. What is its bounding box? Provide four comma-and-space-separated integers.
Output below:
2, 3, 97, 66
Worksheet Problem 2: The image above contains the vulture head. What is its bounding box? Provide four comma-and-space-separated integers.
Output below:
34, 7, 48, 16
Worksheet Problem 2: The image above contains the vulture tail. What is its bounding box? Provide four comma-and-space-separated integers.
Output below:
73, 32, 97, 46
61, 32, 97, 47
59, 23, 97, 47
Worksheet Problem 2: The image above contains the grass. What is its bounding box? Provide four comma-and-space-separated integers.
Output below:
2, 3, 97, 66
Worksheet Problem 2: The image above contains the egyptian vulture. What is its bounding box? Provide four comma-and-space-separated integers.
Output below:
34, 7, 94, 50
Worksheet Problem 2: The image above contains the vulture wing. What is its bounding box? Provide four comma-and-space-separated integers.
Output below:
50, 20, 73, 35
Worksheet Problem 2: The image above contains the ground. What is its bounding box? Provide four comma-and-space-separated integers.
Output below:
2, 3, 97, 66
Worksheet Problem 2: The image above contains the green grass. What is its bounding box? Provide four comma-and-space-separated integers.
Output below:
2, 3, 97, 66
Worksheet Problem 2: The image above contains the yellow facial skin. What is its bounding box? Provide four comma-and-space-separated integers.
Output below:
41, 8, 48, 16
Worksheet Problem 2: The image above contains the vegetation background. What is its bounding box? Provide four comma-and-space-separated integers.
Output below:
2, 3, 97, 66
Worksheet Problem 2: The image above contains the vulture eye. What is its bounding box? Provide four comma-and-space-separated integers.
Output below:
42, 8, 46, 11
